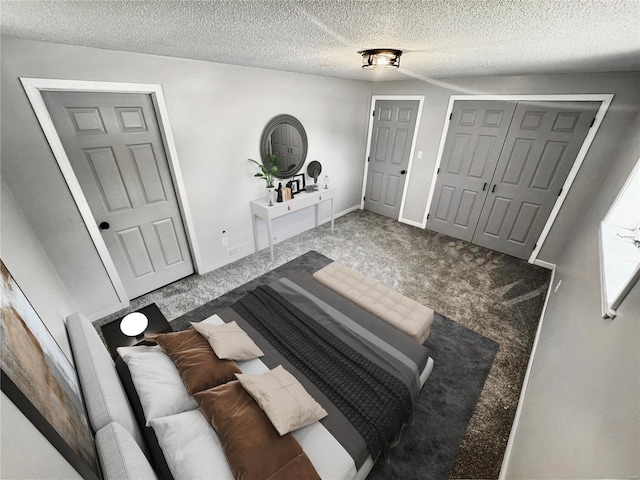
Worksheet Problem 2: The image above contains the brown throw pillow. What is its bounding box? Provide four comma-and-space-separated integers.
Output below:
152, 327, 241, 394
194, 381, 320, 480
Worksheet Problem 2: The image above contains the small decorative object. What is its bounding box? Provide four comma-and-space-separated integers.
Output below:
120, 312, 149, 339
323, 175, 330, 189
286, 180, 296, 198
266, 187, 275, 206
276, 182, 283, 203
358, 49, 402, 70
248, 155, 280, 188
307, 161, 322, 191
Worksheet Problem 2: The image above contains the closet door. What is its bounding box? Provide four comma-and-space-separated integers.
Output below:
426, 100, 516, 241
472, 101, 600, 258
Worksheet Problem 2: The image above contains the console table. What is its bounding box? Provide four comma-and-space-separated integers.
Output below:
250, 188, 335, 261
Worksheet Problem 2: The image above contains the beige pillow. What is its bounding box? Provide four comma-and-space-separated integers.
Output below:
191, 321, 264, 361
236, 365, 327, 436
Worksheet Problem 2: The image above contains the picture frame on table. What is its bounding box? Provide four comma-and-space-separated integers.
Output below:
293, 173, 305, 193
289, 179, 300, 195
0, 260, 99, 480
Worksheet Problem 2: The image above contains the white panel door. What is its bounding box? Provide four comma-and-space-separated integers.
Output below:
364, 100, 419, 219
472, 101, 600, 258
42, 91, 194, 299
426, 100, 517, 241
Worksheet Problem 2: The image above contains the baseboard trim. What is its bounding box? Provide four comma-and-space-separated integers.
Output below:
533, 258, 556, 270
87, 300, 129, 323
499, 261, 556, 479
399, 217, 424, 228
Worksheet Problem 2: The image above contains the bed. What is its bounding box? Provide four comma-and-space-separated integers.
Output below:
67, 267, 435, 480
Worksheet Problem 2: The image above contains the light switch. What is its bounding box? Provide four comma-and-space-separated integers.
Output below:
417, 151, 423, 159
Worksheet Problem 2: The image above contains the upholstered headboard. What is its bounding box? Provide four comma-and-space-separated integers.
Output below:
66, 313, 157, 480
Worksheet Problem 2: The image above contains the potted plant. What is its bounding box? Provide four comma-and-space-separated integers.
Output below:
249, 155, 279, 205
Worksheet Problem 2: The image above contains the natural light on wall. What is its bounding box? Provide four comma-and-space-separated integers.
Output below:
599, 157, 640, 319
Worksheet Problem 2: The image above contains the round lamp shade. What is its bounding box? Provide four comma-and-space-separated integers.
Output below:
120, 312, 149, 337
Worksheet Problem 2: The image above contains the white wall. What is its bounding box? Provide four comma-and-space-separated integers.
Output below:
505, 112, 640, 479
1, 179, 78, 358
0, 393, 82, 480
1, 36, 372, 319
0, 181, 82, 479
371, 72, 640, 265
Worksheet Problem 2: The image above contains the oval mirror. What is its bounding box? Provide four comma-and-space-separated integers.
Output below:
260, 114, 308, 179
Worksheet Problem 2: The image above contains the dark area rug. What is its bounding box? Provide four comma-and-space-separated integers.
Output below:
173, 250, 499, 479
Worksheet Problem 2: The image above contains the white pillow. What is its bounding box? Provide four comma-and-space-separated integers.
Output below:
149, 409, 234, 480
191, 320, 264, 361
236, 365, 328, 435
117, 345, 197, 425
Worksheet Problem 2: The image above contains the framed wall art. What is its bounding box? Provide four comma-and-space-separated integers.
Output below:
0, 260, 99, 479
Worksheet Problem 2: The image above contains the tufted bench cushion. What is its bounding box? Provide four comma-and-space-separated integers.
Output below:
313, 261, 434, 344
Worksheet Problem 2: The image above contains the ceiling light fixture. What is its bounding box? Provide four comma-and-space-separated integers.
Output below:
359, 49, 402, 70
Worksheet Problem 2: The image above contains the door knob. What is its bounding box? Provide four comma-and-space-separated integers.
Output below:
400, 170, 406, 175
99, 221, 110, 230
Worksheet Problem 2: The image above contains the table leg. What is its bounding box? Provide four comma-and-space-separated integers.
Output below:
252, 214, 259, 253
330, 198, 334, 233
267, 216, 274, 262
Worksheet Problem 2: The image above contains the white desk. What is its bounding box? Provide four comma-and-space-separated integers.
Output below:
250, 188, 335, 261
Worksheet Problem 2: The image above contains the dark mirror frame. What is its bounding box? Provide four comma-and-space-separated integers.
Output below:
260, 114, 308, 179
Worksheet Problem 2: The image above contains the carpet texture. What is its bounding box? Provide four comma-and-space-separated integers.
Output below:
173, 251, 499, 479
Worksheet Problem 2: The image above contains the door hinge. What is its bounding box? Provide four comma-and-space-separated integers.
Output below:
363, 196, 366, 201
367, 156, 370, 162
427, 213, 430, 219
590, 117, 596, 128
558, 187, 563, 197
437, 168, 440, 174
449, 113, 453, 120
533, 243, 537, 251
372, 110, 375, 117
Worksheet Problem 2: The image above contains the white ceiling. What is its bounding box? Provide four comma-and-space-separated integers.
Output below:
1, 0, 639, 82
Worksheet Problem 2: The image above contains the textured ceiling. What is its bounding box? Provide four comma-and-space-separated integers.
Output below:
1, 0, 639, 81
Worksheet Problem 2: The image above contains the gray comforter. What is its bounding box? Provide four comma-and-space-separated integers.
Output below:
218, 274, 431, 468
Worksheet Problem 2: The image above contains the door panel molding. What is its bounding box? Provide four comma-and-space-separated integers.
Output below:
21, 78, 203, 315
423, 94, 614, 263
361, 95, 424, 223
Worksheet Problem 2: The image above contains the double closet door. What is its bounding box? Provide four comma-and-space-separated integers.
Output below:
427, 100, 599, 259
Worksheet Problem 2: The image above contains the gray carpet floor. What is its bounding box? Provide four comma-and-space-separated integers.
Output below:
96, 209, 551, 479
